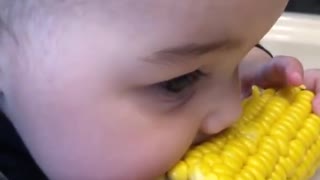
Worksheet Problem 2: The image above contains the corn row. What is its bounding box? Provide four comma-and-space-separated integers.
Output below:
166, 86, 320, 180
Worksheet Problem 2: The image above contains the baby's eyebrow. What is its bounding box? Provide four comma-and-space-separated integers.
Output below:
148, 39, 238, 65
156, 41, 227, 56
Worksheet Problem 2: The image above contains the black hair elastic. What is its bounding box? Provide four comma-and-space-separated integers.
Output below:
255, 44, 273, 58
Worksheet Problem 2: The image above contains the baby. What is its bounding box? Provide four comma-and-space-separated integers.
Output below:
1, 0, 320, 180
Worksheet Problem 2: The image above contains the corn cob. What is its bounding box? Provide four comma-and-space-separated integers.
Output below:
166, 86, 320, 180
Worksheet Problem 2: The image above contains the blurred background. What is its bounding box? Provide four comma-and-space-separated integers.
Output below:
285, 0, 320, 14
261, 0, 320, 69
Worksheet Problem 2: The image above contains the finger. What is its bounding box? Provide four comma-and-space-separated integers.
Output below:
255, 56, 304, 88
241, 80, 254, 99
303, 69, 320, 115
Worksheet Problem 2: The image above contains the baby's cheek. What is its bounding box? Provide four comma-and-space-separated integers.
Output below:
112, 113, 198, 180
9, 89, 197, 180
4, 60, 200, 179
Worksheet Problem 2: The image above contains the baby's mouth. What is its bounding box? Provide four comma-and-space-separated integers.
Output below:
159, 137, 216, 180
161, 132, 227, 180
192, 132, 214, 146
156, 175, 170, 180
192, 136, 211, 146
160, 130, 227, 180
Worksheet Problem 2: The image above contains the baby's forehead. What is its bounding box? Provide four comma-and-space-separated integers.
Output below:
0, 0, 168, 41
0, 0, 153, 22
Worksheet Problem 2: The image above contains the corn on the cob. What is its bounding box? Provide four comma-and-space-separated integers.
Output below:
166, 86, 320, 180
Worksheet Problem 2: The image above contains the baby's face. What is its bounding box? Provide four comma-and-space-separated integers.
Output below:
3, 0, 287, 179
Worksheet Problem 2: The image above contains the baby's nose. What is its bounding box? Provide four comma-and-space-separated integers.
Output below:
199, 100, 242, 136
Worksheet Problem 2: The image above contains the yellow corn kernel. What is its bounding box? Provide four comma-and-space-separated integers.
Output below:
167, 86, 320, 180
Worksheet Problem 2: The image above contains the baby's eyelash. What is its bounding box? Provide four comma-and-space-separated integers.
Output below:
159, 70, 206, 94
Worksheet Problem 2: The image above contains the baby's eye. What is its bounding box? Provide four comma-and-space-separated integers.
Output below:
159, 70, 206, 94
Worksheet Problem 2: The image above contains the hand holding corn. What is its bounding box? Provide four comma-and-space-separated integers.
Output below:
238, 56, 320, 114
